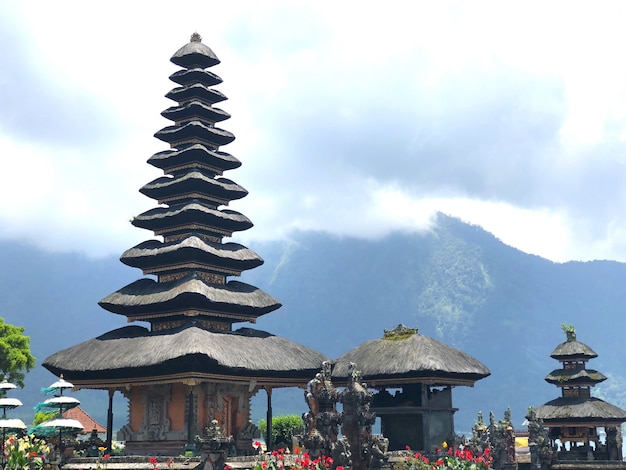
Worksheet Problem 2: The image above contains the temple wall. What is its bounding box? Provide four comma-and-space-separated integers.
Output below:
129, 387, 145, 432
168, 383, 188, 431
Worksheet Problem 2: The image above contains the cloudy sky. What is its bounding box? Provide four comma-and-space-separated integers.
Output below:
2, 1, 626, 262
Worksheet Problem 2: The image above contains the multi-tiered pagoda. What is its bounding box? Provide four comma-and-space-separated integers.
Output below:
535, 326, 626, 462
43, 34, 328, 455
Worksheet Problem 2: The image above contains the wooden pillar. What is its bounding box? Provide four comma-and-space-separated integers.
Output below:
106, 389, 114, 453
266, 387, 273, 451
187, 388, 195, 446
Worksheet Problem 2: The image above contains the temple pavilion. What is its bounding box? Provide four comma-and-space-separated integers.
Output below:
43, 34, 328, 456
332, 324, 490, 452
535, 326, 626, 462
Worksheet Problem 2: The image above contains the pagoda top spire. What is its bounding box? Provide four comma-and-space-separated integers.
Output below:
171, 32, 220, 69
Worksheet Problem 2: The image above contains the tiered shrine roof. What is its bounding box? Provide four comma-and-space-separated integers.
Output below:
43, 33, 328, 387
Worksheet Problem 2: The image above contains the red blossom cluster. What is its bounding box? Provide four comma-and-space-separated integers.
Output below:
250, 447, 338, 470
404, 445, 492, 469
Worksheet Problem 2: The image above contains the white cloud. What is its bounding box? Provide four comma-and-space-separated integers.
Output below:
3, 1, 626, 263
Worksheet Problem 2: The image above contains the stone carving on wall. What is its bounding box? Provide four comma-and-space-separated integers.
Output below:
140, 385, 172, 441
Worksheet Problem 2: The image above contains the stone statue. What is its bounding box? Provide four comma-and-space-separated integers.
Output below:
303, 361, 342, 460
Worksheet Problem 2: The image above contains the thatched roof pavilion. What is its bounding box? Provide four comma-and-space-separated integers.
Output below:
42, 33, 328, 456
333, 325, 489, 452
332, 324, 490, 386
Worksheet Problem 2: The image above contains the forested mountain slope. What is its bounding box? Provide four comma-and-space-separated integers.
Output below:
1, 213, 625, 434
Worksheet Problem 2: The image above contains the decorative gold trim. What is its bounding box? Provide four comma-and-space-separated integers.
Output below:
162, 163, 223, 176
159, 193, 227, 207
155, 224, 233, 237
147, 262, 240, 277
63, 371, 312, 390
127, 309, 257, 323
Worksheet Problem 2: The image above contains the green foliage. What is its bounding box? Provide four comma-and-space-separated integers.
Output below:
0, 318, 36, 388
258, 414, 304, 449
417, 226, 493, 339
4, 435, 50, 470
32, 410, 57, 427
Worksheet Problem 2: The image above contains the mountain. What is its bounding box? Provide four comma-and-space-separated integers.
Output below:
1, 213, 625, 436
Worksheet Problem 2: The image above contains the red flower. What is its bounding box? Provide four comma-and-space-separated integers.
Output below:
261, 462, 268, 469
254, 441, 262, 448
336, 467, 344, 470
405, 445, 411, 451
483, 448, 491, 455
150, 457, 158, 465
104, 454, 111, 460
435, 459, 444, 465
224, 466, 232, 470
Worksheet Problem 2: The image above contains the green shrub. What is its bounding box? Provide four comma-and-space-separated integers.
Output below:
258, 414, 304, 449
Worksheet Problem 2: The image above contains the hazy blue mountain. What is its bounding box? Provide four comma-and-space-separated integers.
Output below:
1, 213, 625, 437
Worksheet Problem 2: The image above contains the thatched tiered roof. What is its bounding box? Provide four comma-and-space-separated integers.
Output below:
536, 327, 626, 426
43, 33, 327, 386
44, 324, 328, 388
332, 325, 490, 387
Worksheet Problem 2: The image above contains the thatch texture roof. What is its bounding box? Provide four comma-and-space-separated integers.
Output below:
99, 276, 281, 320
43, 324, 329, 387
332, 326, 490, 387
550, 339, 598, 360
121, 236, 263, 274
161, 101, 230, 124
148, 144, 241, 174
156, 121, 234, 147
169, 68, 222, 87
544, 368, 606, 386
536, 397, 626, 424
170, 34, 220, 69
132, 203, 252, 234
140, 172, 247, 205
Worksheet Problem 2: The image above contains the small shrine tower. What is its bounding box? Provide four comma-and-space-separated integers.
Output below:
43, 34, 328, 455
536, 325, 626, 461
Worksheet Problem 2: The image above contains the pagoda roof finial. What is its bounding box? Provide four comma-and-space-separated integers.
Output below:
171, 33, 220, 69
561, 323, 576, 342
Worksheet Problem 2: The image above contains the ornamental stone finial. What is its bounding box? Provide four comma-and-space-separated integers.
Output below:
191, 32, 202, 43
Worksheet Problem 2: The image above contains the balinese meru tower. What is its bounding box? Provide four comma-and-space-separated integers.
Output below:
43, 34, 328, 455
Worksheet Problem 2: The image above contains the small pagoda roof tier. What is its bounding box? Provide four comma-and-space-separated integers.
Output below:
536, 397, 626, 426
120, 237, 263, 275
139, 172, 247, 205
99, 276, 281, 323
169, 68, 222, 87
165, 84, 227, 106
332, 324, 490, 387
544, 368, 607, 386
148, 144, 241, 175
132, 203, 252, 236
170, 35, 220, 68
550, 335, 598, 361
155, 121, 235, 148
43, 324, 329, 387
161, 102, 230, 125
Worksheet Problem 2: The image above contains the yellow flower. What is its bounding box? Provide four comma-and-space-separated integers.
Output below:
442, 441, 448, 449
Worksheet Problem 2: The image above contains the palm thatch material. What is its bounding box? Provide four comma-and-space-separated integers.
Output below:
536, 397, 626, 425
550, 339, 598, 360
544, 368, 606, 386
43, 324, 329, 388
140, 172, 247, 204
148, 144, 241, 174
99, 276, 281, 321
120, 236, 263, 274
332, 325, 490, 386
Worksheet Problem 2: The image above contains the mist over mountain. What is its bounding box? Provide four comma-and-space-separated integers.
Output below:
1, 213, 625, 436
